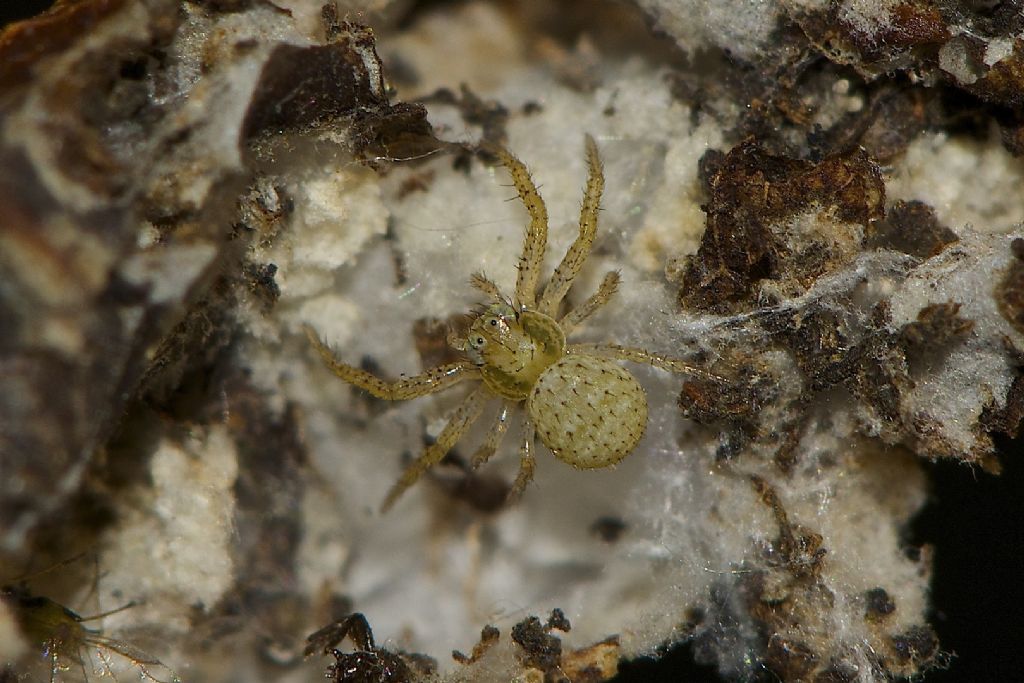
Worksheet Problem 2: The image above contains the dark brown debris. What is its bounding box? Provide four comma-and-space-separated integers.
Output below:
765, 635, 819, 681
418, 83, 510, 151
510, 609, 575, 679
233, 179, 291, 246
751, 477, 827, 580
890, 625, 940, 668
452, 624, 499, 665
455, 613, 617, 681
980, 372, 1024, 440
867, 200, 959, 259
589, 516, 628, 543
395, 170, 437, 199
243, 262, 280, 310
910, 413, 999, 472
678, 357, 785, 460
739, 477, 938, 681
547, 608, 571, 633
813, 660, 859, 683
849, 87, 932, 164
760, 305, 860, 392
844, 334, 910, 429
777, 0, 1024, 156
679, 364, 776, 427
789, 1, 948, 73
864, 587, 896, 621
511, 615, 564, 674
900, 302, 974, 350
0, 0, 130, 96
998, 112, 1024, 157
743, 565, 838, 683
997, 238, 1024, 336
244, 28, 387, 135
2, 2, 177, 199
675, 132, 1020, 480
348, 101, 438, 163
304, 613, 435, 683
961, 38, 1024, 111
758, 303, 911, 431
242, 22, 437, 160
678, 141, 884, 314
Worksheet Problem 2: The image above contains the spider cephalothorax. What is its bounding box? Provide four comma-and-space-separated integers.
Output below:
461, 303, 565, 400
307, 135, 719, 511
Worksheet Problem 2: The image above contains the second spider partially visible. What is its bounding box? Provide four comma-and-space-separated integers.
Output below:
307, 135, 718, 511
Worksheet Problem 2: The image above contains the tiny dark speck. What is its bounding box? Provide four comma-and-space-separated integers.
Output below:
590, 516, 628, 543
865, 587, 896, 619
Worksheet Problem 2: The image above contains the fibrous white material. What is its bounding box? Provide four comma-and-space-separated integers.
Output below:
255, 9, 954, 680
885, 231, 1024, 457
99, 427, 239, 634
888, 133, 1024, 235
7, 1, 1019, 681
257, 5, 1018, 679
635, 0, 784, 62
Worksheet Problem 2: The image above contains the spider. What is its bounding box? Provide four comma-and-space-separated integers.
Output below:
306, 135, 720, 511
1, 584, 177, 683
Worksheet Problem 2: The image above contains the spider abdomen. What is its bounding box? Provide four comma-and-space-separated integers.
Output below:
527, 355, 648, 469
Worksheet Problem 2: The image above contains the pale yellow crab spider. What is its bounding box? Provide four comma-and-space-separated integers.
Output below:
306, 135, 721, 511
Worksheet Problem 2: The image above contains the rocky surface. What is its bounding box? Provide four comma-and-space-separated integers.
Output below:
1, 1, 1021, 682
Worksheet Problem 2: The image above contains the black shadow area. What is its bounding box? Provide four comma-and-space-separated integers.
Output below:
1, 0, 55, 28
909, 434, 1024, 682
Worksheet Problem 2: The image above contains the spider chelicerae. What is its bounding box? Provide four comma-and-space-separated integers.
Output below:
307, 135, 720, 511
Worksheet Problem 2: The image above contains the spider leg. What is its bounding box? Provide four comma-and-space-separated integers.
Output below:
96, 649, 115, 681
538, 134, 604, 317
305, 326, 479, 399
470, 272, 504, 301
381, 386, 490, 512
493, 146, 548, 309
559, 270, 620, 335
506, 418, 537, 503
78, 652, 90, 683
90, 635, 164, 668
469, 402, 512, 469
86, 633, 175, 683
567, 343, 727, 383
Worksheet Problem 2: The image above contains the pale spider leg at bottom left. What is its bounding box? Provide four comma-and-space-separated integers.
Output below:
381, 385, 491, 512
507, 418, 537, 503
469, 403, 511, 470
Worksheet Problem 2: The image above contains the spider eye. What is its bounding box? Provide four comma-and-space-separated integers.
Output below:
489, 318, 498, 327
476, 337, 485, 346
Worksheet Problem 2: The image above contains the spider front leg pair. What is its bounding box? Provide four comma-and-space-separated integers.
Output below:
306, 135, 722, 512
305, 329, 535, 512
